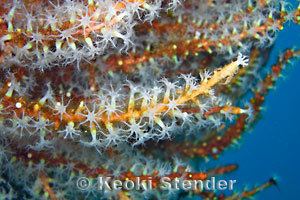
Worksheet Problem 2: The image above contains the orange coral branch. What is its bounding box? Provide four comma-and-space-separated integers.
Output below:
39, 171, 58, 200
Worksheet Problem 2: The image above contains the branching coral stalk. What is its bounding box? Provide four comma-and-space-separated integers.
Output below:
0, 53, 249, 147
157, 49, 300, 159
102, 0, 294, 74
39, 171, 58, 200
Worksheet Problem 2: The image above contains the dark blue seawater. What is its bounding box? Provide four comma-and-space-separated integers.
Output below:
203, 1, 300, 199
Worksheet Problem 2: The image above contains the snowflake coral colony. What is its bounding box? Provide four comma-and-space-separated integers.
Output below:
0, 0, 299, 199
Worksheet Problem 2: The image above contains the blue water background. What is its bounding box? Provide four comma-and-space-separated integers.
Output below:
202, 2, 300, 199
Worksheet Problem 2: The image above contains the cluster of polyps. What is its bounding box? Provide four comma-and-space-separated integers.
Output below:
0, 0, 290, 71
0, 53, 250, 149
0, 0, 180, 69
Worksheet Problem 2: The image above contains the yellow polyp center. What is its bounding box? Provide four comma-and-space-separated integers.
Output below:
34, 104, 40, 112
